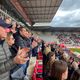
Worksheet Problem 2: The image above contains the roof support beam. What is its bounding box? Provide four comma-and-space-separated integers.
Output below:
23, 6, 59, 8
10, 0, 33, 25
27, 13, 56, 15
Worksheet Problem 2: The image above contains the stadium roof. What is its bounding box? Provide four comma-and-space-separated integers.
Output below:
31, 26, 80, 32
10, 0, 63, 26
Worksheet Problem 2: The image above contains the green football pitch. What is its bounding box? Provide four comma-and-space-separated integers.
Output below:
70, 48, 80, 53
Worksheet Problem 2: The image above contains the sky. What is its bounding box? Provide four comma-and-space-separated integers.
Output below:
50, 0, 80, 27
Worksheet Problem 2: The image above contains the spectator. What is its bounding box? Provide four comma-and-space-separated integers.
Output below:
6, 32, 17, 58
50, 60, 68, 80
32, 40, 38, 56
45, 51, 55, 77
5, 17, 12, 24
72, 61, 78, 70
6, 32, 15, 46
60, 53, 69, 62
44, 44, 51, 56
43, 44, 51, 65
14, 26, 30, 48
70, 69, 80, 80
14, 26, 38, 76
51, 44, 55, 52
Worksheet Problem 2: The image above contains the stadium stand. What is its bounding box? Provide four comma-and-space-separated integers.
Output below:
0, 0, 80, 80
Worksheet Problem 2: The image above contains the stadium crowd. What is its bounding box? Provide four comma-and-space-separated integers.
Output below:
43, 42, 80, 80
0, 17, 80, 80
0, 17, 43, 80
54, 32, 80, 46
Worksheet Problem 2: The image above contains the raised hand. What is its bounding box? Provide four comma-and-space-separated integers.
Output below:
13, 47, 30, 64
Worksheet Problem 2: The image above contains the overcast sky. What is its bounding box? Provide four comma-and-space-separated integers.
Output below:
50, 0, 80, 27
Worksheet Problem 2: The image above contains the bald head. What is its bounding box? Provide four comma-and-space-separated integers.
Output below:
0, 26, 7, 40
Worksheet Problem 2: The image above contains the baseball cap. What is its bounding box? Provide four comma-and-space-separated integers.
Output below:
0, 18, 12, 28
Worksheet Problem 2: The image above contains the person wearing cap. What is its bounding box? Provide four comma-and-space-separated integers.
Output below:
0, 17, 12, 28
0, 18, 29, 80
